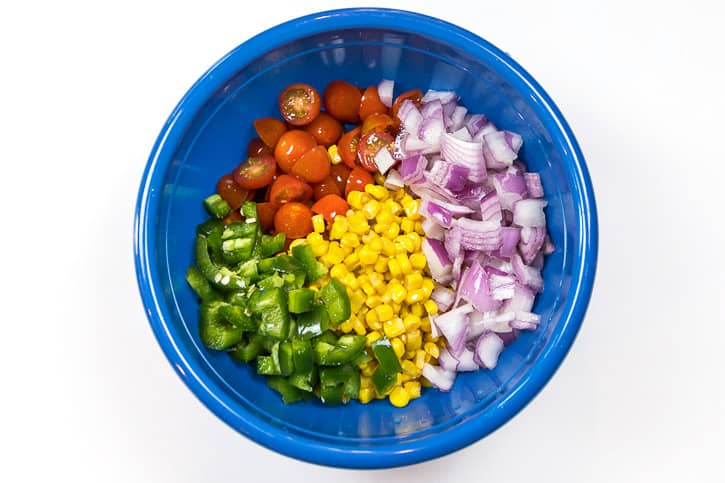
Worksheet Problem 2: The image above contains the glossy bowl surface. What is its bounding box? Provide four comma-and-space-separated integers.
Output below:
134, 8, 597, 469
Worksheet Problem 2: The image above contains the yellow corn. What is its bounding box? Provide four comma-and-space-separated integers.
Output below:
405, 329, 422, 351
389, 283, 407, 304
401, 360, 420, 377
358, 387, 375, 404
389, 386, 410, 407
373, 256, 388, 273
400, 218, 415, 234
424, 342, 440, 359
384, 223, 400, 240
404, 381, 421, 399
352, 317, 367, 336
391, 337, 406, 359
329, 217, 348, 240
366, 331, 382, 346
340, 232, 360, 249
396, 253, 412, 274
415, 350, 427, 369
358, 246, 378, 265
375, 304, 394, 322
403, 314, 421, 332
328, 144, 342, 165
409, 252, 427, 270
365, 184, 389, 201
339, 319, 353, 333
329, 264, 347, 280
384, 318, 406, 339
405, 272, 424, 290
424, 300, 439, 315
312, 214, 326, 233
410, 302, 425, 317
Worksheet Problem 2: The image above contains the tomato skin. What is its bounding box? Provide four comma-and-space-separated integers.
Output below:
323, 80, 362, 123
345, 166, 375, 196
254, 118, 287, 148
329, 164, 351, 194
304, 112, 343, 147
247, 137, 273, 157
256, 202, 277, 231
216, 174, 250, 210
312, 176, 342, 200
391, 89, 423, 118
278, 83, 321, 126
311, 194, 349, 224
232, 154, 277, 190
290, 145, 331, 183
268, 174, 314, 207
223, 209, 243, 225
357, 128, 395, 172
359, 85, 388, 120
274, 202, 314, 239
362, 113, 397, 136
337, 127, 361, 168
274, 130, 317, 173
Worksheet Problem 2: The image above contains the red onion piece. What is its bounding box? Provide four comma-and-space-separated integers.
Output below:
499, 226, 520, 258
512, 253, 544, 293
432, 303, 473, 356
377, 79, 394, 107
431, 286, 455, 311
422, 90, 458, 104
519, 226, 546, 264
421, 238, 453, 284
397, 99, 423, 134
440, 133, 487, 183
456, 261, 501, 312
373, 147, 396, 175
383, 169, 404, 191
464, 114, 488, 136
482, 131, 522, 169
474, 332, 505, 369
501, 282, 535, 313
421, 217, 445, 240
513, 199, 548, 228
399, 155, 427, 184
422, 363, 456, 391
524, 172, 544, 198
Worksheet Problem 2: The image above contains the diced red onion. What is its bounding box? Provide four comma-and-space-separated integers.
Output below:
512, 253, 544, 292
468, 311, 515, 340
377, 79, 394, 107
431, 286, 455, 311
480, 191, 502, 223
489, 273, 515, 300
464, 114, 488, 136
513, 199, 548, 228
444, 226, 462, 259
472, 122, 498, 141
422, 90, 458, 104
437, 347, 459, 371
373, 147, 396, 175
519, 226, 546, 264
451, 254, 464, 282
501, 282, 535, 313
510, 311, 541, 331
493, 167, 528, 211
399, 155, 427, 184
420, 199, 454, 228
474, 332, 505, 369
450, 127, 473, 141
421, 238, 453, 284
453, 217, 502, 252
451, 347, 479, 371
383, 169, 404, 191
440, 133, 487, 183
524, 172, 544, 198
499, 226, 520, 258
422, 363, 456, 391
432, 303, 473, 356
482, 131, 522, 169
421, 218, 445, 240
450, 106, 468, 132
456, 261, 501, 312
543, 236, 555, 255
419, 100, 445, 152
397, 99, 423, 134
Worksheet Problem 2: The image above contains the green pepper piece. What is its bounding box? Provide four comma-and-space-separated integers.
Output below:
296, 305, 329, 339
186, 266, 221, 302
218, 304, 256, 331
225, 291, 247, 306
320, 384, 345, 405
270, 255, 304, 274
291, 338, 313, 374
237, 259, 259, 283
249, 288, 290, 339
198, 301, 244, 350
257, 257, 275, 274
196, 219, 225, 261
204, 194, 231, 219
221, 221, 257, 240
314, 335, 366, 366
372, 367, 397, 396
320, 365, 360, 402
220, 237, 255, 264
278, 341, 294, 376
256, 355, 281, 375
288, 370, 315, 392
288, 288, 316, 314
266, 376, 304, 404
195, 235, 247, 291
260, 335, 278, 353
257, 273, 285, 290
371, 337, 402, 374
319, 278, 351, 324
241, 200, 258, 220
351, 351, 372, 366
291, 243, 328, 282
313, 330, 338, 345
259, 233, 286, 258
229, 334, 264, 362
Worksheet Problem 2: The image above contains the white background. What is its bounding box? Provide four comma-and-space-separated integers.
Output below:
1, 1, 723, 481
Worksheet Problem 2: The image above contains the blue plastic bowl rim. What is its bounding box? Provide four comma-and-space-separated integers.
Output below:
134, 7, 598, 469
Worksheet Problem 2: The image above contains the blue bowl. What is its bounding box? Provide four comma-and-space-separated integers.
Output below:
134, 8, 597, 469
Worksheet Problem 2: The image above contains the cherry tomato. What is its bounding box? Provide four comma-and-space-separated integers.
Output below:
216, 174, 250, 210
312, 176, 342, 200
359, 85, 388, 120
254, 118, 287, 148
361, 112, 397, 136
268, 174, 314, 206
278, 83, 321, 126
337, 127, 361, 168
223, 209, 243, 225
274, 202, 314, 239
274, 130, 317, 173
247, 137, 272, 157
232, 153, 277, 190
357, 128, 395, 172
256, 202, 277, 231
290, 145, 331, 183
304, 112, 343, 147
323, 80, 362, 123
392, 89, 423, 118
329, 164, 351, 194
311, 194, 349, 224
345, 166, 374, 196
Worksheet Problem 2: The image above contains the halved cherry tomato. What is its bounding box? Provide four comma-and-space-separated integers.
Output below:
345, 166, 375, 196
304, 112, 343, 147
274, 130, 317, 173
274, 202, 314, 239
290, 145, 331, 183
223, 209, 243, 225
268, 174, 314, 206
256, 202, 277, 231
323, 80, 362, 123
329, 164, 351, 194
357, 128, 395, 172
254, 118, 287, 148
311, 194, 349, 224
232, 154, 277, 190
312, 176, 342, 200
247, 137, 272, 157
359, 85, 388, 121
216, 174, 250, 210
337, 127, 361, 168
391, 89, 423, 118
361, 112, 397, 136
278, 83, 321, 126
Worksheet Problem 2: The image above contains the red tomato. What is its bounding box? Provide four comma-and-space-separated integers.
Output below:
392, 89, 423, 118
362, 112, 397, 135
232, 154, 277, 190
290, 146, 331, 183
357, 128, 395, 172
312, 176, 342, 200
311, 194, 349, 224
247, 137, 272, 157
256, 202, 277, 231
304, 112, 343, 147
323, 80, 362, 123
345, 167, 374, 196
329, 164, 351, 194
359, 85, 388, 120
268, 174, 314, 206
274, 202, 314, 239
216, 174, 250, 210
278, 83, 321, 126
274, 130, 317, 173
337, 127, 361, 168
223, 209, 243, 225
254, 118, 287, 148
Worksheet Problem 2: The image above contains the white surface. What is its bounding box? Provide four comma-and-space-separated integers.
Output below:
1, 1, 723, 481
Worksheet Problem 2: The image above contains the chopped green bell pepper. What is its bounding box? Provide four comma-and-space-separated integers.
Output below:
185, 266, 221, 302
291, 338, 313, 374
259, 233, 286, 258
372, 367, 397, 396
198, 301, 244, 350
318, 278, 351, 324
229, 334, 264, 362
314, 334, 366, 366
291, 243, 328, 282
248, 288, 290, 340
204, 194, 231, 219
296, 305, 329, 339
218, 303, 256, 331
288, 288, 316, 314
371, 337, 402, 374
270, 255, 304, 274
266, 376, 304, 404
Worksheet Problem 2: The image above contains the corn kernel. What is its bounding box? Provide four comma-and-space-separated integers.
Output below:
347, 190, 364, 209
391, 337, 406, 358
373, 256, 388, 273
384, 223, 400, 239
424, 342, 440, 358
381, 237, 397, 256
406, 233, 422, 252
403, 198, 421, 219
404, 381, 421, 399
405, 329, 422, 351
329, 264, 347, 280
415, 350, 427, 369
348, 213, 370, 235
387, 258, 402, 277
343, 273, 359, 289
326, 242, 345, 265
340, 232, 360, 249
403, 314, 421, 332
358, 246, 378, 265
339, 319, 353, 333
389, 386, 410, 407
376, 210, 393, 227
410, 302, 425, 317
421, 278, 435, 296
360, 375, 374, 389
400, 218, 415, 234
375, 304, 394, 322
396, 254, 412, 274
414, 220, 425, 235
404, 350, 416, 360
405, 272, 424, 290
358, 388, 375, 404
329, 217, 348, 240
365, 294, 382, 309
365, 184, 389, 201
409, 253, 427, 270
367, 317, 383, 331
328, 144, 342, 165
389, 283, 407, 304
421, 316, 432, 333
384, 318, 406, 339
311, 214, 326, 233
401, 360, 420, 377
397, 372, 411, 384
369, 271, 384, 288
369, 237, 383, 253
365, 331, 382, 346
352, 318, 367, 336
383, 199, 402, 215
361, 200, 381, 220
424, 300, 439, 315
349, 290, 365, 312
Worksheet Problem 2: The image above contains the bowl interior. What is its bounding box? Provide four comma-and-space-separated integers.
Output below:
139, 12, 592, 467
